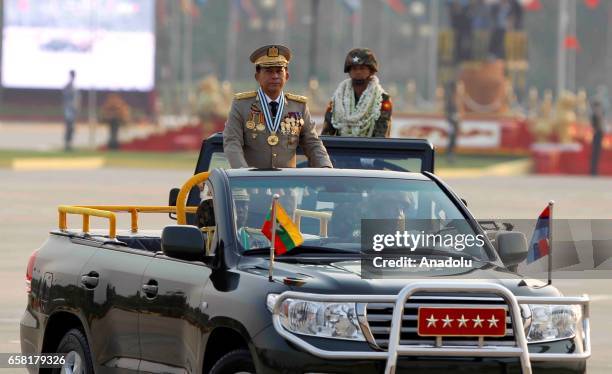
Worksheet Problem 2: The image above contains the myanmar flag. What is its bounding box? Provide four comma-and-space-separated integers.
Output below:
261, 201, 304, 255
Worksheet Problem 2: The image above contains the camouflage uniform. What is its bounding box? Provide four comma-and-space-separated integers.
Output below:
321, 48, 392, 137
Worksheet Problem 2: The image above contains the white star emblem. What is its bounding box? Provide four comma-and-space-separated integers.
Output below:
442, 315, 453, 328
487, 314, 499, 328
472, 315, 483, 328
352, 56, 360, 63
457, 314, 468, 328
426, 314, 438, 327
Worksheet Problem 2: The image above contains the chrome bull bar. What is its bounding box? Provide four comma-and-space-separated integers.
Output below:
271, 281, 590, 374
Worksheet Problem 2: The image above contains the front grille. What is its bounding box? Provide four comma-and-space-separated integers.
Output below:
364, 295, 517, 350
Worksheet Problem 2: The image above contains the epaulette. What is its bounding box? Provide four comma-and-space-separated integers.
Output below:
234, 91, 257, 100
285, 92, 308, 103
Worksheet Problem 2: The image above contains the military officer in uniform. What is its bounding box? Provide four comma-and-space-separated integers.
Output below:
223, 44, 332, 169
321, 48, 392, 137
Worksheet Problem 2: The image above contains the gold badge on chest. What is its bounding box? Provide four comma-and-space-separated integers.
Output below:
280, 114, 304, 136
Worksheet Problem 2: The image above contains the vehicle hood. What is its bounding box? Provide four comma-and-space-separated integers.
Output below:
238, 257, 562, 297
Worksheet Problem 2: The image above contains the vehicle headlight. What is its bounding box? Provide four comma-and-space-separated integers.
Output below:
525, 304, 581, 343
266, 294, 365, 341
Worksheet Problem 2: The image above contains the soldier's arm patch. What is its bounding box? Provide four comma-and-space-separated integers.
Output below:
234, 91, 257, 100
381, 98, 392, 112
285, 92, 308, 103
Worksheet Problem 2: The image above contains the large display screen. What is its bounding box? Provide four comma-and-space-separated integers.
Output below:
2, 0, 155, 91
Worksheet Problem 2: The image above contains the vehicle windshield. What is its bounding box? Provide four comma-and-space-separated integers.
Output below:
229, 176, 492, 261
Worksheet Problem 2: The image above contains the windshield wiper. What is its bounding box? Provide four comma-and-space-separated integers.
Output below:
243, 245, 357, 256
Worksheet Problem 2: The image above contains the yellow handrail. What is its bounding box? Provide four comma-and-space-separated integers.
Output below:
59, 205, 117, 239
58, 205, 198, 238
79, 206, 197, 232
177, 172, 210, 225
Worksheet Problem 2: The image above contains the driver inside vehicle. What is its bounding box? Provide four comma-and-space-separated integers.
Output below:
367, 193, 406, 220
328, 191, 414, 242
233, 188, 269, 250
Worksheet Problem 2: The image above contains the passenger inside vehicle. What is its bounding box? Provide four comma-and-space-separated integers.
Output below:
196, 199, 215, 228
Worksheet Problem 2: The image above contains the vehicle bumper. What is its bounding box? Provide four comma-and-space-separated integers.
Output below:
252, 325, 586, 373
257, 282, 590, 374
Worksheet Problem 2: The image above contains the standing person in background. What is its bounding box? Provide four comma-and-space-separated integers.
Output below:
470, 0, 491, 59
489, 0, 511, 59
62, 70, 78, 151
444, 81, 461, 163
321, 48, 392, 137
590, 100, 605, 176
448, 0, 474, 64
508, 0, 523, 30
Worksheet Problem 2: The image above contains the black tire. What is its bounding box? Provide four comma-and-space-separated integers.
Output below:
209, 349, 256, 374
51, 328, 94, 374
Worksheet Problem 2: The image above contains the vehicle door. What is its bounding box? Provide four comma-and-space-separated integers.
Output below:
137, 255, 212, 373
81, 245, 155, 373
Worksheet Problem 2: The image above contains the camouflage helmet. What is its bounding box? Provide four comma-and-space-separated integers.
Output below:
343, 48, 378, 73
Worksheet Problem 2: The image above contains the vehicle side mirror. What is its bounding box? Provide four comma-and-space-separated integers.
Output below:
495, 231, 528, 266
461, 198, 468, 207
168, 188, 180, 220
161, 225, 204, 261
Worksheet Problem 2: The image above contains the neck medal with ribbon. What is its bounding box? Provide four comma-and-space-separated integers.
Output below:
257, 87, 285, 146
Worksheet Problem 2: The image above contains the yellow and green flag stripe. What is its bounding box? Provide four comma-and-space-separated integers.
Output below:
261, 201, 304, 255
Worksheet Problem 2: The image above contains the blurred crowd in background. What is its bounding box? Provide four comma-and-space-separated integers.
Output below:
0, 0, 610, 174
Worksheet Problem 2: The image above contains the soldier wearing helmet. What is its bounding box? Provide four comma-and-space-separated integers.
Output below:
321, 48, 392, 137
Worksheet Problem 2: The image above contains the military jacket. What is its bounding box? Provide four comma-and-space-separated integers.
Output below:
223, 91, 332, 169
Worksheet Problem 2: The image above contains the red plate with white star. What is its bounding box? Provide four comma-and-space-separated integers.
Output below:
417, 307, 507, 337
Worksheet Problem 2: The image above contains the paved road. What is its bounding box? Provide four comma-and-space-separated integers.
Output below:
0, 122, 157, 151
1, 169, 610, 372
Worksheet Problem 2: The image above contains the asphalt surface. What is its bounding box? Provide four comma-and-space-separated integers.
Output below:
0, 122, 157, 151
0, 168, 611, 373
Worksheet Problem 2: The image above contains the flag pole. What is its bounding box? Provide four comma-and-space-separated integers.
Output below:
269, 194, 279, 282
547, 200, 554, 286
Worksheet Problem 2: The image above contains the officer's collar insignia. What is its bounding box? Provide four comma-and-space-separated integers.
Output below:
268, 46, 279, 57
